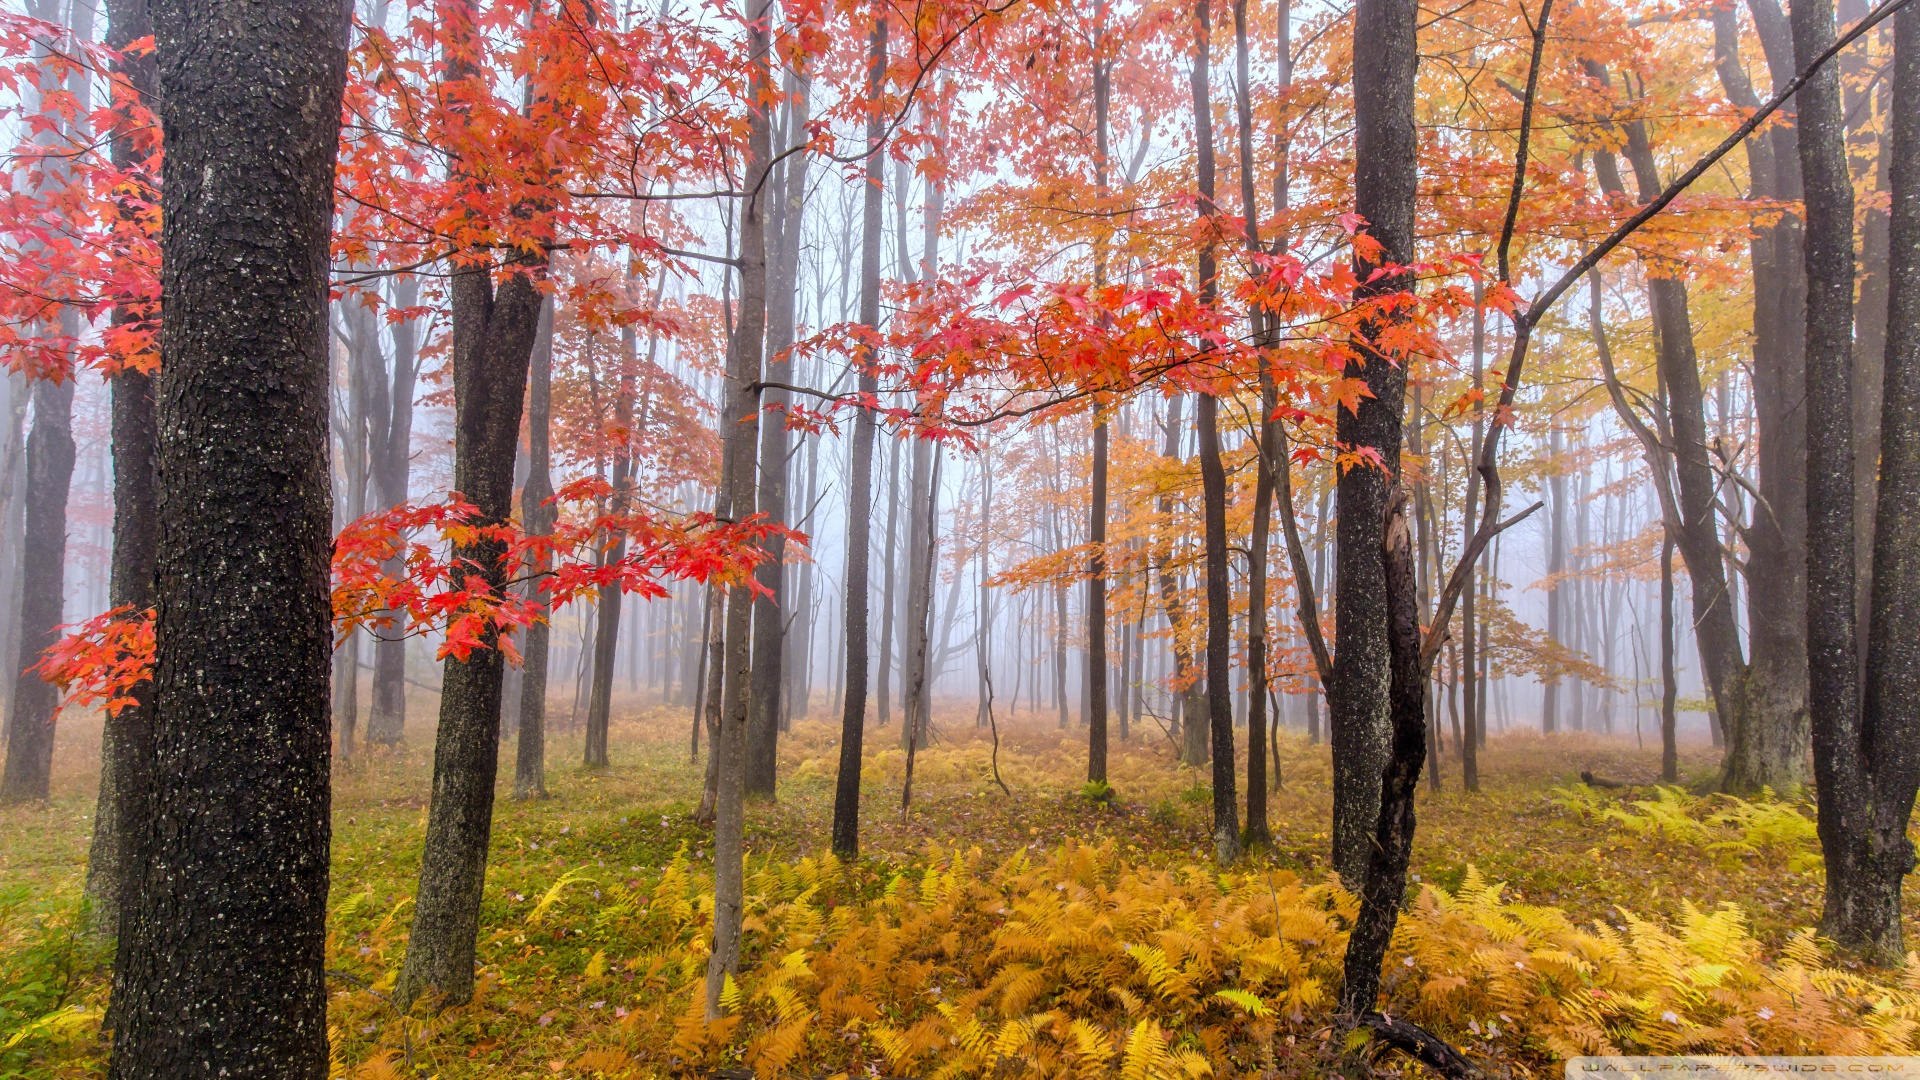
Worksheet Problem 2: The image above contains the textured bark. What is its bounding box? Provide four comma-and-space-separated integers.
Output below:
1331, 0, 1415, 888
399, 261, 543, 1007
83, 0, 158, 940
900, 450, 941, 809
1791, 0, 1868, 953
830, 7, 885, 859
705, 0, 771, 1014
1086, 5, 1112, 784
1846, 0, 1887, 669
107, 0, 346, 1069
1833, 0, 1920, 961
514, 301, 555, 800
1339, 496, 1425, 1016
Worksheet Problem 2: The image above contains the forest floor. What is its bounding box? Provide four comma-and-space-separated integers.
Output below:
2, 695, 1913, 1079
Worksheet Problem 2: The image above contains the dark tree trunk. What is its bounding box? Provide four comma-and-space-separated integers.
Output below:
1190, 0, 1238, 863
84, 0, 158, 941
1339, 496, 1424, 1016
399, 260, 543, 1007
1791, 0, 1870, 953
1086, 5, 1112, 786
395, 0, 558, 1002
514, 301, 555, 800
107, 0, 346, 1069
1331, 0, 1416, 889
830, 7, 885, 859
1833, 0, 1920, 961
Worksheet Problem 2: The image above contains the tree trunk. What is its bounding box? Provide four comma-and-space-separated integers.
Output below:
1189, 0, 1239, 864
747, 72, 810, 796
1231, 0, 1272, 842
830, 6, 885, 859
1331, 0, 1416, 889
1737, 0, 1813, 792
107, 0, 345, 1068
1339, 495, 1424, 1016
367, 275, 420, 746
0, 0, 91, 805
1790, 0, 1870, 954
330, 292, 374, 763
706, 0, 771, 1014
1662, 529, 1679, 782
1832, 0, 1920, 961
584, 317, 634, 770
901, 437, 934, 749
0, 374, 74, 805
84, 0, 158, 940
399, 253, 544, 1007
1461, 282, 1485, 787
514, 300, 556, 800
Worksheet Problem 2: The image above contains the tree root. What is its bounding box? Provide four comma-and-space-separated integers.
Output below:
1359, 1011, 1485, 1080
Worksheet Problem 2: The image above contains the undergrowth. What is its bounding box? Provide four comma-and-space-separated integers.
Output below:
2, 703, 1917, 1078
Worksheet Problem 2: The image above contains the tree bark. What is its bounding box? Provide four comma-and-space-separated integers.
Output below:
1791, 0, 1869, 953
107, 0, 345, 1068
514, 299, 555, 800
830, 6, 885, 859
1832, 0, 1920, 961
1331, 0, 1416, 889
1190, 0, 1239, 863
705, 0, 771, 1015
